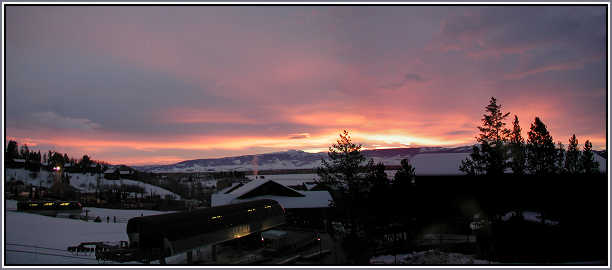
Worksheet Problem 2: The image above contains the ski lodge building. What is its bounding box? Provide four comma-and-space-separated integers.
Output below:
211, 179, 333, 229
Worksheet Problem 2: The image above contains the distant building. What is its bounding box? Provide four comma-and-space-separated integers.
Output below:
7, 180, 26, 195
8, 159, 26, 169
212, 179, 333, 229
104, 168, 119, 180
118, 166, 137, 180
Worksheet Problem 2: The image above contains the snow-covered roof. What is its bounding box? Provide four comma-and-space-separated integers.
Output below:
212, 191, 332, 209
262, 230, 288, 239
13, 159, 25, 163
119, 170, 131, 175
64, 164, 72, 167
104, 169, 115, 173
304, 182, 316, 190
217, 182, 241, 194
41, 162, 48, 166
212, 179, 333, 209
90, 164, 97, 167
226, 179, 303, 199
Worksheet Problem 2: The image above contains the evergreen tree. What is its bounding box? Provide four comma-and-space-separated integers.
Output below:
526, 117, 556, 175
50, 152, 64, 167
556, 142, 565, 174
461, 97, 510, 175
366, 159, 390, 221
460, 145, 486, 175
20, 144, 30, 160
394, 158, 416, 185
6, 140, 19, 161
317, 130, 366, 191
317, 130, 367, 237
390, 158, 416, 222
564, 134, 581, 174
365, 159, 388, 188
509, 115, 526, 175
579, 140, 599, 174
79, 155, 92, 170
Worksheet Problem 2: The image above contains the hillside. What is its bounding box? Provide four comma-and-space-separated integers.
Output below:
5, 168, 181, 199
135, 146, 472, 174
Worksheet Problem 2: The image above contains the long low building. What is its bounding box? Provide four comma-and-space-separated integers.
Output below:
212, 179, 333, 229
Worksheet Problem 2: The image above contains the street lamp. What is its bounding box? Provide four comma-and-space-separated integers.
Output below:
317, 232, 321, 263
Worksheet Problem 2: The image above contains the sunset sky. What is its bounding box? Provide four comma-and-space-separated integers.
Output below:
4, 5, 608, 165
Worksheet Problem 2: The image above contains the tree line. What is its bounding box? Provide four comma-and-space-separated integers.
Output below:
460, 97, 600, 176
5, 140, 109, 172
313, 98, 604, 262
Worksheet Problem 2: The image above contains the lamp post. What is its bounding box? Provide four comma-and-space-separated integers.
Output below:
317, 232, 322, 263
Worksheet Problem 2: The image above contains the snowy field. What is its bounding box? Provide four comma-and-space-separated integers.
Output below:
81, 207, 175, 222
4, 200, 174, 265
410, 153, 470, 175
6, 168, 181, 199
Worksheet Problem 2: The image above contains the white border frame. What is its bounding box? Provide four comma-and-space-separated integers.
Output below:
1, 2, 610, 269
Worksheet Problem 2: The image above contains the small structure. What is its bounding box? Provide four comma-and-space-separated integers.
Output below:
10, 159, 26, 169
104, 168, 119, 180
262, 230, 289, 252
7, 180, 26, 196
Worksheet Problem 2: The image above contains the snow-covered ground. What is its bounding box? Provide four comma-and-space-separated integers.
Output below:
4, 200, 175, 265
370, 250, 493, 264
410, 152, 470, 175
500, 210, 559, 225
6, 168, 181, 199
5, 200, 128, 264
81, 207, 174, 222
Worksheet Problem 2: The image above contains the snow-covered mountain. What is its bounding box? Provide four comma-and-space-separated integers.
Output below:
135, 146, 474, 173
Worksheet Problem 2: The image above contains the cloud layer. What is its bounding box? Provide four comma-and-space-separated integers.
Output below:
5, 6, 607, 165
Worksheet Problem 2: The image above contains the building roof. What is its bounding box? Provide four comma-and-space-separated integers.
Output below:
212, 179, 333, 209
217, 182, 242, 194
262, 230, 288, 239
304, 182, 317, 190
226, 179, 304, 199
13, 159, 25, 163
119, 170, 131, 175
104, 169, 116, 174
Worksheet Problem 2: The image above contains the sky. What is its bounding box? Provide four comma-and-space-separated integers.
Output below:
4, 5, 608, 165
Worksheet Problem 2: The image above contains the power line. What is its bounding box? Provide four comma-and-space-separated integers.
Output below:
6, 249, 98, 261
6, 243, 66, 252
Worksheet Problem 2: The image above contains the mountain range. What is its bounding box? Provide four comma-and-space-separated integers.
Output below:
134, 146, 474, 173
